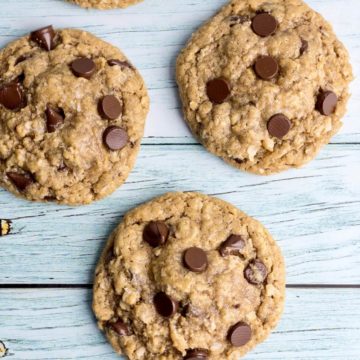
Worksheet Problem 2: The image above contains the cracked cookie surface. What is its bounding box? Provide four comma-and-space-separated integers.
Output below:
0, 27, 149, 205
176, 0, 353, 175
68, 0, 143, 9
93, 192, 285, 359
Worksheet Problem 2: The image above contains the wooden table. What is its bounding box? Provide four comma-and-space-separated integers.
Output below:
0, 0, 359, 358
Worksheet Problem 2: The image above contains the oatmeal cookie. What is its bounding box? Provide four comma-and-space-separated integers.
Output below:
176, 0, 353, 174
0, 26, 149, 205
93, 192, 285, 359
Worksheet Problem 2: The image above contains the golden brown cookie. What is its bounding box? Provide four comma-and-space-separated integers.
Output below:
0, 26, 149, 205
176, 0, 353, 175
93, 192, 285, 359
68, 0, 143, 9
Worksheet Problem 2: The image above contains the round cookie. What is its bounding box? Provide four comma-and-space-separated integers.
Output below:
0, 26, 149, 205
176, 0, 353, 175
93, 192, 285, 360
68, 0, 143, 9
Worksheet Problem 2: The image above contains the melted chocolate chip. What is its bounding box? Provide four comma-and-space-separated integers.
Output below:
228, 322, 252, 347
30, 25, 56, 51
229, 15, 249, 26
15, 54, 31, 66
180, 303, 190, 317
103, 126, 128, 151
244, 259, 268, 285
154, 292, 179, 318
183, 247, 208, 273
110, 319, 131, 336
143, 221, 169, 247
219, 235, 245, 257
7, 172, 34, 191
300, 39, 309, 55
107, 59, 133, 69
71, 58, 96, 79
44, 196, 57, 202
105, 247, 115, 263
45, 105, 65, 133
58, 163, 67, 172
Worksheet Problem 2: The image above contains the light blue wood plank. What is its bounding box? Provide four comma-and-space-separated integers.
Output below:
0, 144, 359, 285
0, 0, 359, 143
0, 288, 359, 359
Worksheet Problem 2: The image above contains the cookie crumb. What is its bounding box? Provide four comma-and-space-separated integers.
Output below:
0, 341, 8, 358
0, 220, 12, 236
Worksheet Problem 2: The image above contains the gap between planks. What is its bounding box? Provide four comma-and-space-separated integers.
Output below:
0, 284, 359, 289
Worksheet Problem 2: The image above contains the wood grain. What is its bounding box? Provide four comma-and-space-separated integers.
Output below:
0, 0, 359, 358
0, 144, 359, 285
0, 288, 358, 359
0, 0, 359, 143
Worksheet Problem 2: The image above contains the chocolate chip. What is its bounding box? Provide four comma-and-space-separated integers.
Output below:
103, 126, 128, 151
316, 91, 338, 116
219, 235, 245, 257
16, 73, 25, 84
58, 163, 67, 172
244, 259, 268, 285
30, 25, 56, 51
229, 15, 249, 26
206, 78, 231, 104
267, 114, 291, 139
15, 54, 31, 66
254, 56, 279, 80
184, 348, 209, 359
110, 319, 131, 336
300, 39, 309, 55
183, 247, 208, 273
251, 13, 278, 37
154, 292, 179, 318
105, 247, 115, 263
0, 219, 12, 236
0, 82, 26, 111
107, 59, 133, 69
228, 322, 252, 347
46, 105, 65, 133
7, 172, 34, 191
71, 58, 96, 79
143, 221, 169, 247
98, 95, 122, 120
180, 303, 190, 317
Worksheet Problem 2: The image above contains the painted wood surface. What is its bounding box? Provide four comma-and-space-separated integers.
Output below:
0, 0, 359, 144
0, 144, 360, 285
0, 0, 360, 359
0, 288, 359, 359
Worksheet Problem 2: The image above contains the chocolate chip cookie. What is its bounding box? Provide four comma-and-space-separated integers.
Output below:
93, 192, 285, 359
0, 26, 149, 205
68, 0, 143, 9
176, 0, 353, 175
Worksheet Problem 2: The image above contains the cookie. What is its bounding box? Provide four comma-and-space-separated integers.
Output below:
0, 341, 8, 358
93, 192, 285, 360
68, 0, 143, 9
0, 26, 149, 205
176, 0, 353, 175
